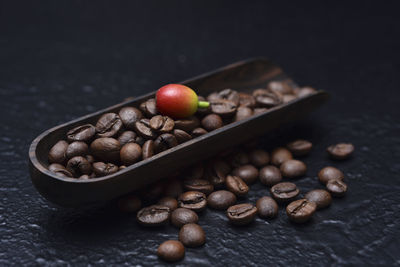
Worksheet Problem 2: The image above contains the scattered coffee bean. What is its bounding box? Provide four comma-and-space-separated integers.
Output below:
201, 114, 223, 131
171, 208, 199, 228
232, 164, 259, 184
48, 163, 73, 177
154, 133, 178, 153
66, 156, 92, 177
150, 115, 175, 133
158, 197, 178, 211
327, 143, 354, 160
271, 147, 293, 166
137, 205, 170, 227
90, 137, 121, 163
118, 194, 142, 213
234, 106, 253, 121
191, 127, 208, 137
95, 113, 123, 138
157, 240, 185, 262
270, 182, 299, 203
66, 141, 88, 159
305, 189, 332, 209
93, 162, 119, 177
286, 199, 316, 223
67, 124, 96, 142
117, 131, 137, 146
280, 159, 307, 178
178, 191, 207, 212
173, 129, 192, 144
134, 119, 157, 139
207, 190, 237, 210
248, 149, 269, 167
140, 98, 158, 117
326, 179, 348, 197
210, 99, 237, 117
259, 165, 282, 186
216, 89, 240, 105
184, 179, 214, 195
256, 196, 278, 219
253, 88, 282, 107
178, 223, 206, 247
286, 139, 312, 156
226, 203, 257, 225
318, 166, 344, 185
225, 175, 249, 197
48, 140, 68, 164
142, 140, 154, 159
205, 160, 230, 187
119, 107, 143, 130
120, 143, 142, 166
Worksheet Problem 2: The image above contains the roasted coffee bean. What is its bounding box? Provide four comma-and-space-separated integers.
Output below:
217, 88, 240, 105
305, 189, 332, 209
171, 208, 199, 228
95, 113, 123, 138
142, 140, 154, 159
225, 175, 249, 197
158, 197, 179, 211
232, 164, 259, 184
282, 94, 297, 103
66, 141, 88, 159
174, 116, 200, 132
66, 156, 92, 177
201, 114, 223, 131
150, 115, 175, 133
327, 143, 354, 160
286, 199, 316, 223
210, 99, 237, 117
267, 80, 293, 95
154, 133, 178, 153
318, 166, 344, 185
48, 140, 68, 164
173, 129, 192, 144
117, 131, 137, 146
157, 240, 185, 262
286, 139, 312, 156
259, 165, 282, 186
134, 119, 157, 139
118, 194, 142, 213
119, 107, 143, 130
297, 86, 316, 98
67, 124, 96, 142
191, 127, 208, 137
229, 151, 249, 167
136, 205, 170, 227
248, 149, 269, 167
226, 203, 257, 225
205, 160, 230, 187
253, 108, 269, 114
48, 163, 73, 177
184, 179, 214, 195
280, 159, 307, 178
179, 223, 206, 247
234, 106, 253, 121
271, 147, 293, 166
256, 196, 278, 219
326, 179, 348, 197
92, 162, 119, 177
140, 98, 158, 117
86, 155, 95, 164
238, 93, 256, 108
270, 182, 300, 203
253, 88, 282, 107
90, 137, 121, 163
141, 182, 164, 202
163, 178, 183, 198
207, 190, 237, 210
135, 136, 145, 146
178, 191, 207, 212
120, 143, 142, 166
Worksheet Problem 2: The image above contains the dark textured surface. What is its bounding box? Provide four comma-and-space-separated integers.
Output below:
1, 1, 400, 266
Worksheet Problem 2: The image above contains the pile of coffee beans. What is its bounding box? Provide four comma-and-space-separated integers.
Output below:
116, 138, 353, 262
46, 81, 316, 178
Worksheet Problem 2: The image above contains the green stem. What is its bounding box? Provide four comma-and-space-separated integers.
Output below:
198, 101, 210, 108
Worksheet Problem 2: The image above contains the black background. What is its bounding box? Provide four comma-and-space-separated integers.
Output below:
1, 1, 399, 266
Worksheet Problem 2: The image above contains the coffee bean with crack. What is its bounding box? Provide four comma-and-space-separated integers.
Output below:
95, 113, 123, 138
154, 133, 178, 153
150, 115, 175, 133
67, 124, 96, 142
140, 98, 158, 117
134, 119, 157, 139
210, 99, 237, 117
253, 88, 283, 107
